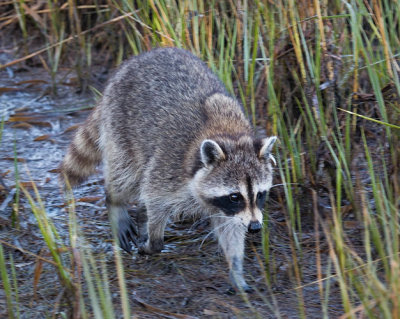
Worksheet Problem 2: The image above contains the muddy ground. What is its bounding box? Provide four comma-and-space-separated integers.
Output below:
0, 61, 350, 318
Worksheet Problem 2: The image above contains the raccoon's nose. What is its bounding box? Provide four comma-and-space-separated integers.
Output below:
248, 221, 262, 233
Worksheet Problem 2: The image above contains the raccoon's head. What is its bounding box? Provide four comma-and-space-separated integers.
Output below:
191, 134, 277, 233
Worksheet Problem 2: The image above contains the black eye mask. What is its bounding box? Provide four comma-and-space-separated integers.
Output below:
256, 190, 267, 210
208, 193, 245, 215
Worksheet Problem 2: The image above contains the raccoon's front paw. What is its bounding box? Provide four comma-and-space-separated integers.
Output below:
229, 269, 253, 294
117, 218, 139, 253
138, 238, 164, 255
239, 284, 254, 294
138, 233, 148, 245
227, 284, 254, 295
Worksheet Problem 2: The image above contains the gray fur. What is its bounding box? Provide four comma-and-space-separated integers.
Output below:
60, 48, 277, 292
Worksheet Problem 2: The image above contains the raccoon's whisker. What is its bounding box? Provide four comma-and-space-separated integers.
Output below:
199, 230, 218, 249
199, 218, 234, 248
220, 225, 234, 241
210, 218, 234, 236
219, 220, 241, 240
196, 212, 230, 222
190, 213, 231, 231
270, 183, 299, 189
189, 215, 213, 231
190, 216, 211, 230
199, 232, 214, 248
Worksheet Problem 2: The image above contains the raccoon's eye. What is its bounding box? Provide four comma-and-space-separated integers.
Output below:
256, 191, 267, 209
229, 193, 242, 203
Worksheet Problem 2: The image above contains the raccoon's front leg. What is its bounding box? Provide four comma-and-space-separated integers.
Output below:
212, 216, 252, 293
138, 203, 169, 255
106, 195, 138, 252
133, 205, 148, 245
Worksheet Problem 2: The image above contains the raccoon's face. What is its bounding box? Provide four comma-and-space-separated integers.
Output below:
191, 135, 277, 232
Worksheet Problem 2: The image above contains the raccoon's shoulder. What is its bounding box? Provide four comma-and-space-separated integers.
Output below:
201, 93, 250, 127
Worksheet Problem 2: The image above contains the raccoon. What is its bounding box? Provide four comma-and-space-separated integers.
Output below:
61, 48, 277, 292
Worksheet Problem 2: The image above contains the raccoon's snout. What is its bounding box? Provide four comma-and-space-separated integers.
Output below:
248, 221, 262, 233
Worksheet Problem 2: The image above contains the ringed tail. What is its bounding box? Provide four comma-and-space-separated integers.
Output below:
60, 107, 102, 187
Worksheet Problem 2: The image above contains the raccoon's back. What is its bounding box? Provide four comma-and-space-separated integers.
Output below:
100, 48, 233, 156
104, 48, 227, 111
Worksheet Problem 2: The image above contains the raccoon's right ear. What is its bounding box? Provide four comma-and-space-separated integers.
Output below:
200, 139, 226, 166
256, 136, 277, 165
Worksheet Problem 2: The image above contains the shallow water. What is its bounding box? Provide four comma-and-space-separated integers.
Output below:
0, 66, 94, 228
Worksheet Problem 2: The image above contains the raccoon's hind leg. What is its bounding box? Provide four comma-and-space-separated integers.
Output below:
212, 216, 253, 293
102, 138, 146, 252
106, 193, 138, 252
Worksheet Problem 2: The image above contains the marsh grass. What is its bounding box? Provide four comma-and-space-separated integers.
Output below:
67, 191, 129, 319
0, 244, 19, 319
1, 0, 400, 317
11, 139, 19, 228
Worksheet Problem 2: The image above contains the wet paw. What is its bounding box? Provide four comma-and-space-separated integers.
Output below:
226, 287, 236, 295
138, 239, 163, 255
243, 285, 254, 294
138, 234, 148, 245
118, 217, 139, 253
226, 284, 254, 295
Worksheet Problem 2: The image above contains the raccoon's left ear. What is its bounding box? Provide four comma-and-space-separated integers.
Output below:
257, 136, 277, 165
200, 139, 226, 166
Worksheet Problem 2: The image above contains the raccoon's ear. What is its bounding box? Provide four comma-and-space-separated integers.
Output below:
257, 136, 277, 165
200, 139, 226, 166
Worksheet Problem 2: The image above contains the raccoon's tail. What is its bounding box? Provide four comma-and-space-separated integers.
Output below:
60, 107, 102, 187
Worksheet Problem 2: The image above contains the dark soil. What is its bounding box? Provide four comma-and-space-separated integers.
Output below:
0, 61, 348, 319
